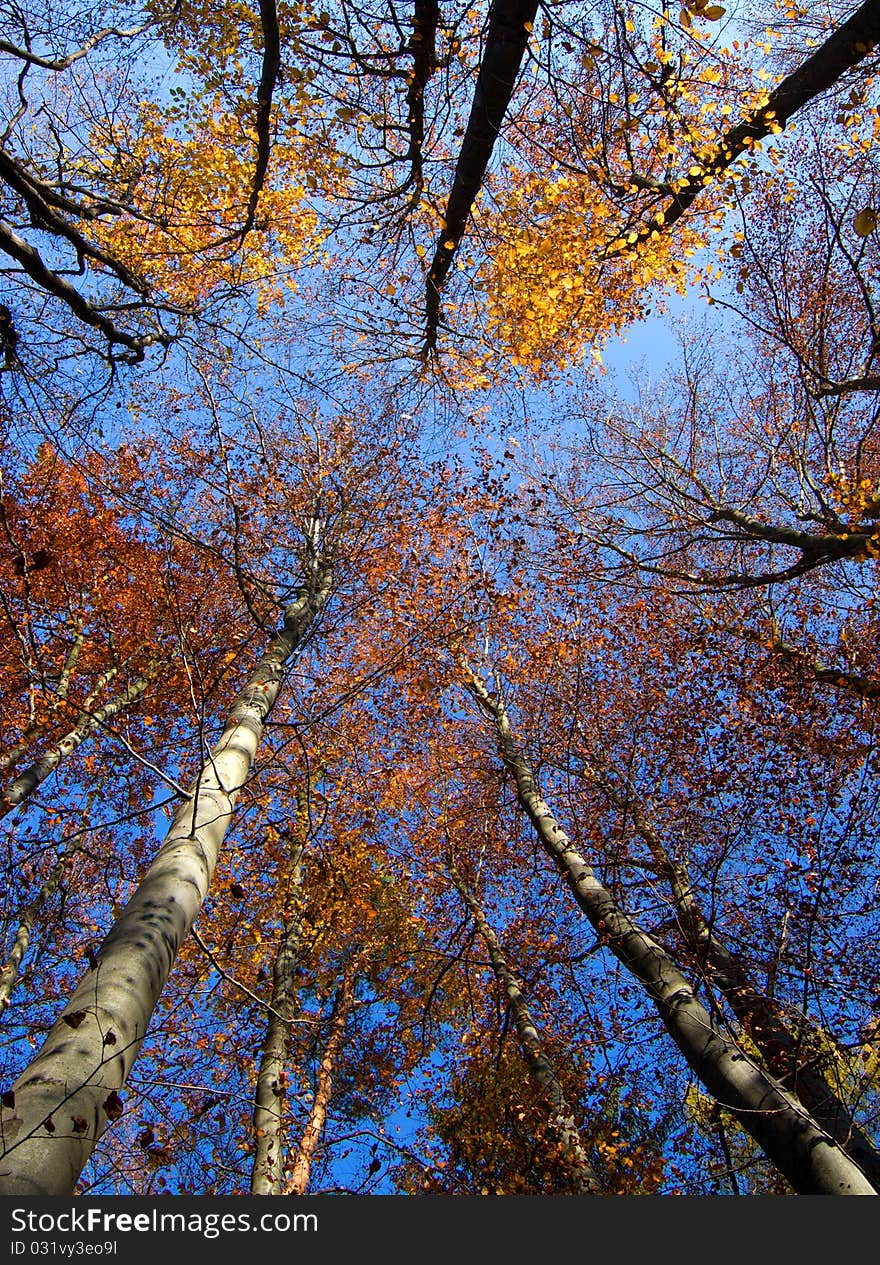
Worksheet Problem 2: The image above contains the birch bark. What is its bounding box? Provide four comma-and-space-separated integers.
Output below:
459, 661, 877, 1195
0, 557, 331, 1195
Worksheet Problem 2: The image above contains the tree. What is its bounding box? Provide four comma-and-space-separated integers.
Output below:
0, 509, 331, 1194
454, 655, 874, 1193
446, 861, 599, 1193
3, 0, 880, 1199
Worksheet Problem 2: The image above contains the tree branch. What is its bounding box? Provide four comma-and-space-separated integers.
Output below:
424, 0, 539, 354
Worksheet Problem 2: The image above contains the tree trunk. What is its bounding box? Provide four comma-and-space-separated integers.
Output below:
286, 962, 355, 1195
449, 863, 599, 1193
425, 0, 539, 351
0, 556, 332, 1195
0, 848, 79, 1011
459, 660, 877, 1195
589, 764, 880, 1190
0, 620, 86, 775
405, 0, 439, 194
0, 671, 151, 820
250, 838, 306, 1196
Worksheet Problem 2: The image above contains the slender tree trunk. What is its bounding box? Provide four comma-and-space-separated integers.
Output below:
0, 671, 151, 820
0, 622, 87, 776
286, 961, 355, 1195
0, 556, 332, 1195
449, 863, 599, 1193
0, 849, 78, 1010
250, 839, 306, 1195
405, 0, 439, 194
458, 660, 876, 1195
589, 763, 880, 1189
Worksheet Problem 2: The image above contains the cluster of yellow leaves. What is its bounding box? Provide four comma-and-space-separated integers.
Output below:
824, 470, 880, 556
467, 0, 776, 378
476, 171, 705, 377
87, 98, 339, 312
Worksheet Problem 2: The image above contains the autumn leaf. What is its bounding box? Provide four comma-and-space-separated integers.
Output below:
102, 1091, 124, 1121
854, 208, 877, 237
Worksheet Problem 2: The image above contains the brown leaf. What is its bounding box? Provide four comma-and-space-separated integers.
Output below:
103, 1090, 124, 1121
1, 1090, 14, 1108
30, 548, 53, 571
63, 1011, 88, 1029
71, 1116, 88, 1135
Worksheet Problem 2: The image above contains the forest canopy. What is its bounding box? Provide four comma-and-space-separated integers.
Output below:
1, 0, 880, 1197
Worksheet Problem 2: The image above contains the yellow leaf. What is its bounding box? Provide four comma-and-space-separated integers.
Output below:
854, 208, 877, 237
703, 4, 726, 17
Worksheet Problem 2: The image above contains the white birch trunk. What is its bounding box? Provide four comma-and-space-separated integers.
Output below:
0, 564, 331, 1195
460, 662, 876, 1196
0, 672, 150, 820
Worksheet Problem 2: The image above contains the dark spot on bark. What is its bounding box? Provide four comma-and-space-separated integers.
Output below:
17, 1071, 52, 1088
42, 1045, 69, 1061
